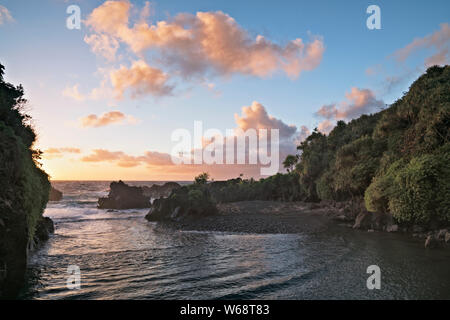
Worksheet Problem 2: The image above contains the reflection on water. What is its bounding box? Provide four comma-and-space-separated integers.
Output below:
21, 182, 450, 300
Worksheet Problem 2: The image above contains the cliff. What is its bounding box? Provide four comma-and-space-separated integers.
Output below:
0, 63, 53, 298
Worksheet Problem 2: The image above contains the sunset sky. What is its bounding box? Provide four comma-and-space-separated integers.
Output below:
0, 0, 449, 180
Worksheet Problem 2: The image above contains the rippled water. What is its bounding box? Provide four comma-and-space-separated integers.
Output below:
21, 181, 450, 300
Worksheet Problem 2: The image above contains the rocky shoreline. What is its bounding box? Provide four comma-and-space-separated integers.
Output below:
98, 181, 181, 209
148, 199, 450, 249
97, 181, 449, 249
158, 201, 333, 234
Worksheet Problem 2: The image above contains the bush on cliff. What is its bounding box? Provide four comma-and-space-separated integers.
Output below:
284, 65, 449, 228
363, 66, 450, 226
146, 184, 217, 221
0, 63, 51, 298
389, 150, 450, 225
0, 64, 50, 241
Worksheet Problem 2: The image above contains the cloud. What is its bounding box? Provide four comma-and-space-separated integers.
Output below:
85, 1, 324, 80
81, 149, 143, 168
393, 23, 449, 67
80, 111, 139, 128
81, 149, 174, 168
365, 64, 382, 76
110, 60, 174, 98
425, 48, 448, 68
365, 24, 449, 97
234, 101, 301, 157
295, 125, 311, 144
234, 101, 297, 138
317, 120, 334, 135
62, 84, 85, 101
0, 6, 13, 25
85, 0, 130, 34
316, 88, 384, 121
79, 101, 308, 178
315, 88, 384, 134
84, 34, 120, 62
43, 147, 81, 159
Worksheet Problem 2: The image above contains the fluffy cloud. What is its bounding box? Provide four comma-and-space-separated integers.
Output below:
393, 23, 449, 67
62, 84, 85, 101
85, 1, 324, 86
110, 60, 174, 98
317, 120, 334, 135
316, 88, 384, 134
43, 147, 81, 159
84, 34, 120, 62
295, 125, 311, 144
80, 111, 139, 128
235, 101, 297, 137
316, 88, 384, 121
234, 101, 300, 157
80, 102, 307, 178
0, 6, 13, 25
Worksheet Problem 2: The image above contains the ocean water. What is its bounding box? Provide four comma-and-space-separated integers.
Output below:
20, 181, 450, 300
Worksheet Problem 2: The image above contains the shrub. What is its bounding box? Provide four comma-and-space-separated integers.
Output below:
389, 153, 450, 225
365, 159, 405, 213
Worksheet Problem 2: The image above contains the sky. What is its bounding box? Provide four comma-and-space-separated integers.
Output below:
0, 0, 449, 181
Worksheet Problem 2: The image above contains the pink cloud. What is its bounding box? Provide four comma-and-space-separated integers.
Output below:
84, 34, 120, 62
110, 60, 174, 98
62, 84, 85, 101
0, 5, 13, 25
315, 88, 384, 134
317, 120, 334, 135
393, 23, 449, 67
85, 1, 324, 81
80, 102, 308, 178
80, 111, 139, 128
43, 147, 81, 159
316, 88, 384, 121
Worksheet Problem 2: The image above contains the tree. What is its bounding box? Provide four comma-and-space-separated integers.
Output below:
283, 154, 298, 172
194, 172, 210, 185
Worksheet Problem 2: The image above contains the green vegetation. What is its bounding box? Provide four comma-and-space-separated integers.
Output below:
149, 66, 449, 228
147, 176, 217, 221
207, 172, 304, 203
0, 63, 50, 241
194, 172, 210, 185
296, 65, 450, 227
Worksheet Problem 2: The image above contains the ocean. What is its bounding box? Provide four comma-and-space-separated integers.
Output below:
20, 181, 450, 299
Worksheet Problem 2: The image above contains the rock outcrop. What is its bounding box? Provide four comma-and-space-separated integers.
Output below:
425, 235, 440, 249
34, 217, 55, 243
145, 185, 217, 222
142, 182, 181, 199
353, 211, 373, 230
49, 186, 63, 201
98, 181, 151, 209
422, 229, 449, 249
